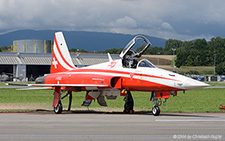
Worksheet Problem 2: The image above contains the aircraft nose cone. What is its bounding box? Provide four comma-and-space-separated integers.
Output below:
183, 78, 210, 90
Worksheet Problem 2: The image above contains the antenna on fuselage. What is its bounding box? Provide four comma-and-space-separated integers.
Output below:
107, 53, 113, 62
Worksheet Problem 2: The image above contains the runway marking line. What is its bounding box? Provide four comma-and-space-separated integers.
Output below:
0, 135, 173, 138
155, 119, 225, 122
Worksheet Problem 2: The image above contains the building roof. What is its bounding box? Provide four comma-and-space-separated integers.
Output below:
0, 52, 120, 66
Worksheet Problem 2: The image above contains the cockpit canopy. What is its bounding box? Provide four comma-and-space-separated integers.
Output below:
137, 59, 156, 68
119, 35, 151, 59
119, 35, 152, 69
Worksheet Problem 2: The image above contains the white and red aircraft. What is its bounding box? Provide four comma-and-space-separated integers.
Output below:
32, 32, 209, 116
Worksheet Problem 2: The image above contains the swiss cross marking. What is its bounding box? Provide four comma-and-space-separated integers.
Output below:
52, 57, 58, 69
108, 61, 117, 68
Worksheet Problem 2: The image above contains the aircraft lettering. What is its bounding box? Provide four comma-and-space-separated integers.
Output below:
55, 77, 62, 80
92, 78, 105, 81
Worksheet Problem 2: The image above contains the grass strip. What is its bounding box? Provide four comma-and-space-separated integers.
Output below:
0, 88, 225, 113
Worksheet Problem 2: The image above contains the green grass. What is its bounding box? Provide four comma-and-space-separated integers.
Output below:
207, 82, 225, 86
161, 89, 225, 113
0, 89, 53, 103
0, 88, 225, 113
0, 83, 7, 86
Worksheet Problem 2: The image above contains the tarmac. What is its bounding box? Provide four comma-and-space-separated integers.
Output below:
0, 112, 224, 141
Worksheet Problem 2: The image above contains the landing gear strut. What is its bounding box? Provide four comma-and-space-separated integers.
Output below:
150, 92, 160, 116
53, 87, 63, 114
81, 91, 92, 106
123, 91, 134, 114
62, 91, 72, 111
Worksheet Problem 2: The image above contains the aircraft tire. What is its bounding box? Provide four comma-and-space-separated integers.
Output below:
54, 101, 63, 114
124, 103, 131, 113
152, 106, 160, 116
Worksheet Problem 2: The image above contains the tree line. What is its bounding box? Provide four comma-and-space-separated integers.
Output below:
0, 46, 10, 52
98, 37, 225, 75
165, 37, 225, 75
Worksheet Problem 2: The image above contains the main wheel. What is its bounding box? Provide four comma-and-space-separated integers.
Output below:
152, 106, 160, 116
124, 103, 133, 113
123, 91, 134, 113
54, 101, 63, 114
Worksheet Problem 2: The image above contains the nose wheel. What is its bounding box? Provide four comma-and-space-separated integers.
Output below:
152, 106, 160, 116
150, 92, 161, 116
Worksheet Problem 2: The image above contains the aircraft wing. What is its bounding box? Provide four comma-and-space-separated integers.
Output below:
17, 87, 53, 90
7, 83, 109, 90
28, 84, 109, 87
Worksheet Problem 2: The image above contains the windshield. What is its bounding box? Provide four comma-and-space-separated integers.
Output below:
137, 59, 156, 68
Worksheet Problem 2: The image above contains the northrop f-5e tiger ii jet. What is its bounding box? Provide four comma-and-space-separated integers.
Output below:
32, 32, 209, 116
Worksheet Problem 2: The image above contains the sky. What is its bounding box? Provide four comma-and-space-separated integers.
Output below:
0, 0, 225, 40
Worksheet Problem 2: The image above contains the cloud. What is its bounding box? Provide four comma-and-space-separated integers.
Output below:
161, 22, 173, 30
0, 0, 225, 40
110, 16, 137, 28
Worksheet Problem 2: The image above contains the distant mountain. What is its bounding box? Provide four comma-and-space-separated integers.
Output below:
0, 30, 166, 52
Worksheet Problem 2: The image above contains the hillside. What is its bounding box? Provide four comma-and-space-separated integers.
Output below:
0, 30, 166, 52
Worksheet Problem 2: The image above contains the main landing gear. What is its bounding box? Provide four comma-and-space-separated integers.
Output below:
150, 92, 160, 116
54, 100, 63, 114
53, 86, 73, 114
123, 91, 135, 114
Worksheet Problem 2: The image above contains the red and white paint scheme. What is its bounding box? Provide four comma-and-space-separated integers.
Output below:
33, 32, 209, 116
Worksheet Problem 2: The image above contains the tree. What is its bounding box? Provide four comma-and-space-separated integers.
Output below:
105, 48, 120, 54
69, 48, 89, 53
193, 38, 207, 50
164, 39, 182, 54
0, 46, 10, 52
69, 48, 78, 52
216, 62, 225, 75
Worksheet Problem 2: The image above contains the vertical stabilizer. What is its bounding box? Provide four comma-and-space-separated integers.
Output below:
51, 32, 76, 73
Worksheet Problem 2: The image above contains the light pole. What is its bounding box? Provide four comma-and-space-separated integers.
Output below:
172, 48, 176, 72
157, 52, 160, 65
214, 54, 216, 75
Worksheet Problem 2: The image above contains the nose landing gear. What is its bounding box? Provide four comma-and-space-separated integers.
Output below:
152, 106, 160, 116
150, 92, 161, 116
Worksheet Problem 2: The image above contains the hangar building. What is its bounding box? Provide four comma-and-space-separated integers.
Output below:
0, 40, 119, 82
0, 52, 119, 81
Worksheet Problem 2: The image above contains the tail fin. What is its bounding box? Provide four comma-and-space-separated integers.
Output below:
51, 32, 76, 73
